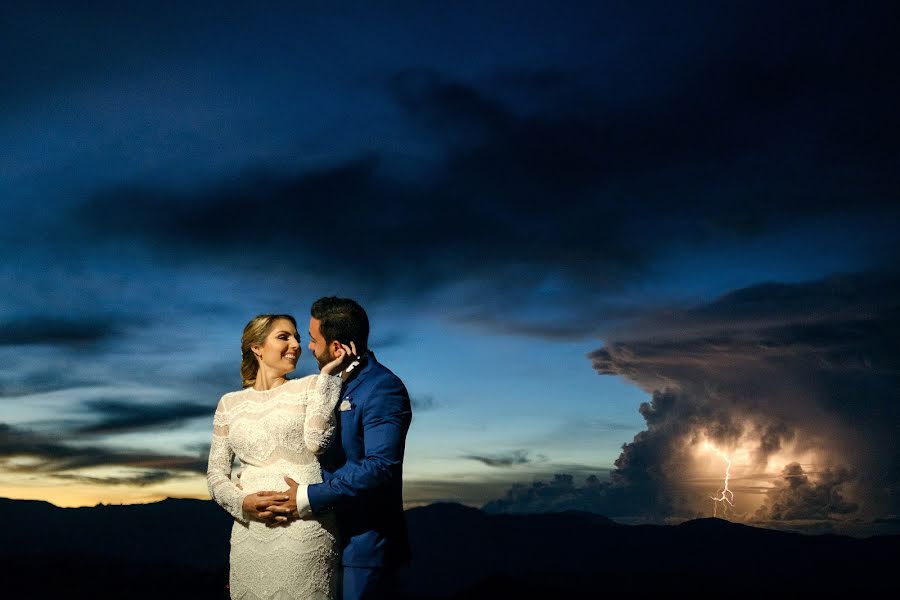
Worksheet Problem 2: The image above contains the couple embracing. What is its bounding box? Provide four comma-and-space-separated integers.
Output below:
207, 297, 412, 600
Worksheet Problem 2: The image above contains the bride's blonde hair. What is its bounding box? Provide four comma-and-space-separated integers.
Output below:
240, 314, 297, 388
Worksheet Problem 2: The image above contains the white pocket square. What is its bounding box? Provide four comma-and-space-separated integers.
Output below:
339, 400, 353, 412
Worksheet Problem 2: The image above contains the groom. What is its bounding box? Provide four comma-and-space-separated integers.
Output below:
269, 296, 412, 599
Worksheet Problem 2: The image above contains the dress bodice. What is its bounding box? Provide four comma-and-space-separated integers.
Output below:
207, 374, 342, 521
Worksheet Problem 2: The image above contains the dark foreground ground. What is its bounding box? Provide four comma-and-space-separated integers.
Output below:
1, 498, 897, 598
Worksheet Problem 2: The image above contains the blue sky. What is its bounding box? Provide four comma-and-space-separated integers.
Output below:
2, 1, 899, 533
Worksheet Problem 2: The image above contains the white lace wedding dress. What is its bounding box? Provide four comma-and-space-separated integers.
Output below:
207, 374, 343, 600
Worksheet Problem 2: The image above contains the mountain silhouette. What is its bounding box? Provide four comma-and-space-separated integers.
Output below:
1, 497, 896, 598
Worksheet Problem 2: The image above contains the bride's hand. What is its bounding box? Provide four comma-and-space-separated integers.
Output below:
320, 341, 357, 376
242, 491, 288, 521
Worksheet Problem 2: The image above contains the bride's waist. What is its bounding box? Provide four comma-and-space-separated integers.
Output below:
236, 461, 322, 492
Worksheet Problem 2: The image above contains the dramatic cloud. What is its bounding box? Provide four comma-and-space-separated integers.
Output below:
0, 318, 120, 346
486, 270, 900, 527
0, 368, 97, 398
589, 270, 899, 522
51, 470, 186, 487
64, 4, 900, 333
77, 56, 900, 272
77, 399, 212, 435
756, 463, 858, 521
462, 450, 545, 468
0, 423, 207, 475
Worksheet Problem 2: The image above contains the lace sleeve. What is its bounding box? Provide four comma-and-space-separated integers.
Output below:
304, 374, 342, 455
207, 397, 248, 523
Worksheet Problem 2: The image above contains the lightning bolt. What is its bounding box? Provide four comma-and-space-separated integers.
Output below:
704, 441, 734, 518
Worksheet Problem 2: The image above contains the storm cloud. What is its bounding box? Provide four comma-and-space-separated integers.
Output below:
756, 462, 859, 521
485, 270, 900, 527
590, 270, 899, 522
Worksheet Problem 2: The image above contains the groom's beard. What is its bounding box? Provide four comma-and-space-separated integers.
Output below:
314, 348, 337, 370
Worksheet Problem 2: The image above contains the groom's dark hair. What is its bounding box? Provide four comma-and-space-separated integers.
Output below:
311, 296, 369, 351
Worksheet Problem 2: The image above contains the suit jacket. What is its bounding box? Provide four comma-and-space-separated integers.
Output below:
307, 352, 412, 567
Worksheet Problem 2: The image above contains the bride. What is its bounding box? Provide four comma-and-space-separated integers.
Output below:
207, 314, 353, 599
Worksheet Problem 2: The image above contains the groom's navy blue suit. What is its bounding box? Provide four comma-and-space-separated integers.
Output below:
307, 352, 412, 598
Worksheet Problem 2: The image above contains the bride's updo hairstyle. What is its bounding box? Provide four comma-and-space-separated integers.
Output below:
240, 314, 297, 388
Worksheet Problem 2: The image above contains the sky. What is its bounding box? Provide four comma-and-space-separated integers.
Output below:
2, 1, 899, 535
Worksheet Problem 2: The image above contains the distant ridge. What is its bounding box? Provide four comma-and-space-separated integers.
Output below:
1, 498, 897, 598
